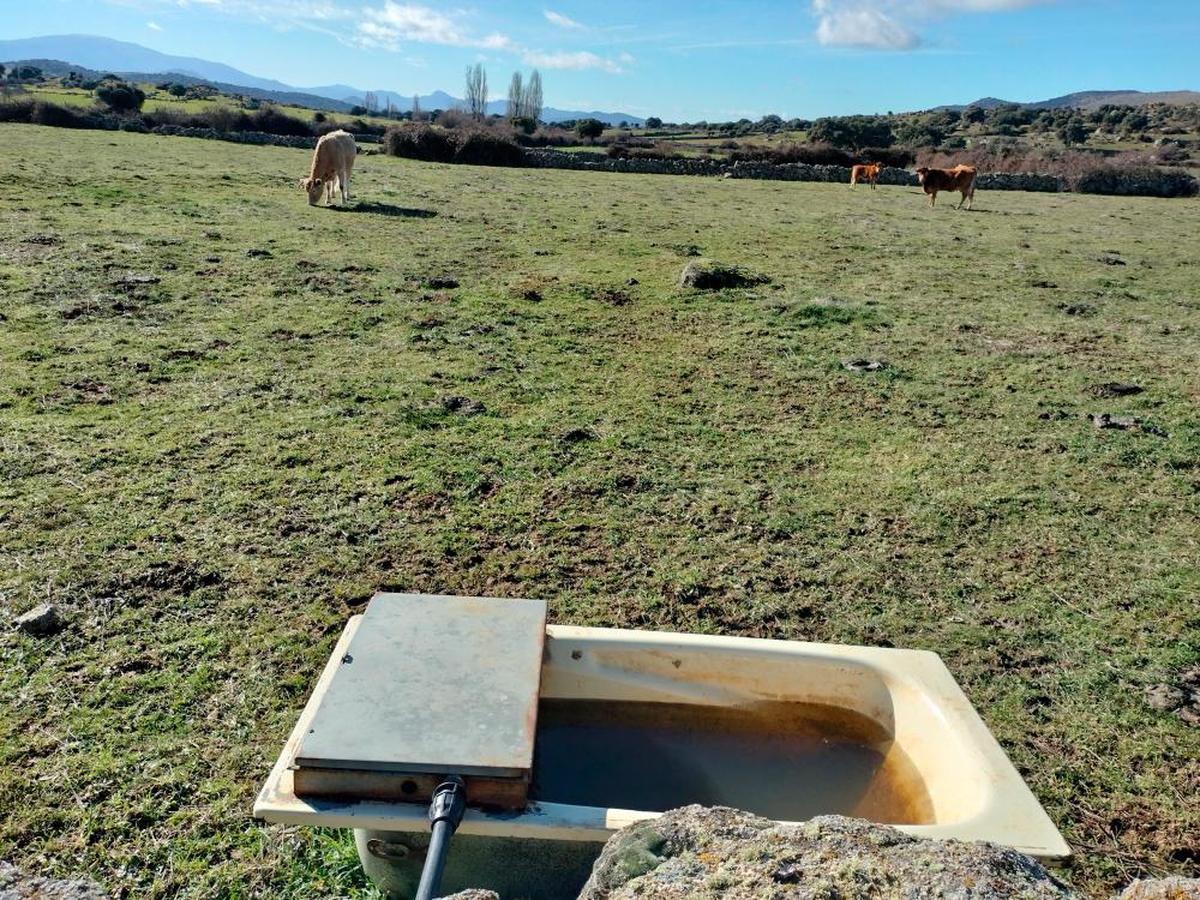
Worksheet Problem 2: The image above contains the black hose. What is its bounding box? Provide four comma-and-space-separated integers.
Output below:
414, 776, 467, 900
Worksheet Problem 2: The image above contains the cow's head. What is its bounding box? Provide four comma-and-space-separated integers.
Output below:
301, 176, 324, 206
915, 167, 929, 184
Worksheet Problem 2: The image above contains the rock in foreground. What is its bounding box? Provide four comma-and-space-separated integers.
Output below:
0, 861, 108, 899
1118, 878, 1200, 900
579, 806, 1077, 900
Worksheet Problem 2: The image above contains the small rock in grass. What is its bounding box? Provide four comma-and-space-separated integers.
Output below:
598, 289, 631, 307
843, 358, 888, 373
440, 396, 486, 416
679, 259, 769, 290
560, 427, 597, 445
425, 276, 460, 289
15, 604, 63, 637
1090, 413, 1139, 430
1098, 255, 1127, 266
1144, 684, 1186, 712
246, 248, 273, 258
1089, 382, 1143, 398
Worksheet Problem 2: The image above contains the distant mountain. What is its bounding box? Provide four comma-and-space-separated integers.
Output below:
0, 35, 294, 93
10, 58, 358, 112
938, 90, 1200, 112
1, 35, 645, 125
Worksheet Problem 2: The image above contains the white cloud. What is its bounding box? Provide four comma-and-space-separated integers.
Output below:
544, 9, 585, 30
358, 2, 512, 49
811, 0, 1056, 50
522, 49, 626, 73
814, 4, 919, 49
147, 20, 163, 30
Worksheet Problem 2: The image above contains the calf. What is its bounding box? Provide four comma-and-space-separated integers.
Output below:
914, 164, 977, 209
301, 130, 356, 206
850, 162, 881, 189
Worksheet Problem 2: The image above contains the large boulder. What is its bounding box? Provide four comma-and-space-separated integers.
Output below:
579, 806, 1077, 900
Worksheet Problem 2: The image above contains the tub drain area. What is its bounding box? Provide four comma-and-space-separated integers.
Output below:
530, 698, 933, 825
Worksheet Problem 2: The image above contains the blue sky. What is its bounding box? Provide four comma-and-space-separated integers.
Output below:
5, 1, 1198, 119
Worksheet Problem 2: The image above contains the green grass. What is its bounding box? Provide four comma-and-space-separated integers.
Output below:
1, 123, 1198, 898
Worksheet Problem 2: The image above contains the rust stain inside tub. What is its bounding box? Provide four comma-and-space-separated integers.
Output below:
530, 699, 933, 825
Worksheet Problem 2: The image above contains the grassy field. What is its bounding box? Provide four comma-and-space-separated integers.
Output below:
1, 123, 1198, 898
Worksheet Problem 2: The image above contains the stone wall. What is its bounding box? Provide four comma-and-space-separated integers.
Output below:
523, 149, 726, 177
520, 149, 1200, 196
521, 151, 1073, 192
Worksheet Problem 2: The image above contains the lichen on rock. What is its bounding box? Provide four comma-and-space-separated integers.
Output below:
579, 806, 1077, 900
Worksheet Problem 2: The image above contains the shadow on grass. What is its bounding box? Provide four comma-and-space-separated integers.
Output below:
329, 202, 437, 218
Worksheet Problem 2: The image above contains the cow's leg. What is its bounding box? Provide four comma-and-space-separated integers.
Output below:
341, 167, 351, 202
929, 191, 936, 208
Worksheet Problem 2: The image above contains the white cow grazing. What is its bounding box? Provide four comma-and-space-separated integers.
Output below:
301, 130, 356, 206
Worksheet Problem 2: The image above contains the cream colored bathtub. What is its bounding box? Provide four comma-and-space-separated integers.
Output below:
255, 617, 1068, 897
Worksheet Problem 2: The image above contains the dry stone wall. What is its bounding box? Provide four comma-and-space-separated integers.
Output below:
522, 150, 1073, 192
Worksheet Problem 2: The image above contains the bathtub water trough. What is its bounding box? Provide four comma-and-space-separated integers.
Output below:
255, 593, 1070, 899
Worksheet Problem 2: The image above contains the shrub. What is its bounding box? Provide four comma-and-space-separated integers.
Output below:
248, 105, 312, 137
512, 116, 537, 135
143, 107, 211, 129
513, 125, 575, 148
0, 99, 120, 130
382, 124, 525, 167
576, 118, 605, 140
0, 99, 35, 123
857, 146, 915, 168
168, 83, 188, 97
452, 129, 525, 166
95, 81, 145, 113
383, 124, 457, 162
436, 108, 472, 130
808, 116, 894, 149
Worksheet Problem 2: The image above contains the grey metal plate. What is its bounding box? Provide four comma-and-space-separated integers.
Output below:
295, 593, 547, 779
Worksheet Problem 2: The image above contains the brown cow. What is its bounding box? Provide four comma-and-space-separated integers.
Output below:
914, 164, 977, 209
850, 162, 881, 189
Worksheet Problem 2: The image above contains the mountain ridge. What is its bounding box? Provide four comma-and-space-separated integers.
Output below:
0, 35, 645, 125
937, 89, 1200, 112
